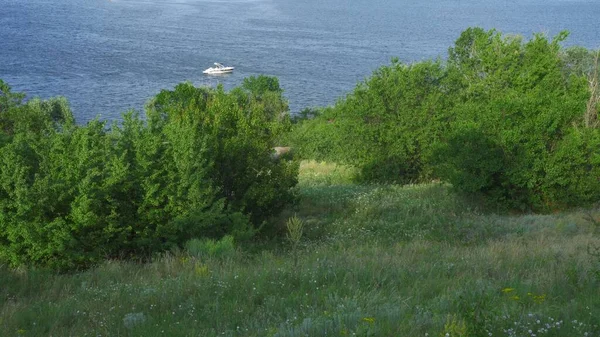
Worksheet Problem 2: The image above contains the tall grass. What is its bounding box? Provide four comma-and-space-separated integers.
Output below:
1, 161, 599, 336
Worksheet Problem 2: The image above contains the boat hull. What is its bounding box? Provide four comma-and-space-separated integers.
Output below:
203, 67, 234, 74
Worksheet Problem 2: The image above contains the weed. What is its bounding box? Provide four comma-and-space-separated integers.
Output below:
286, 215, 304, 269
184, 235, 235, 259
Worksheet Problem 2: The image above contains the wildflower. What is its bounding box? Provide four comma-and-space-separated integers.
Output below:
502, 288, 516, 293
362, 317, 375, 324
532, 294, 546, 304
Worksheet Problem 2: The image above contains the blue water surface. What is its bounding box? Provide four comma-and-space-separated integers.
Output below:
1, 0, 599, 122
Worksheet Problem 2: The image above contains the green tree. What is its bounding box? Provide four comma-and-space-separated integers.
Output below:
147, 81, 298, 225
0, 80, 25, 138
290, 58, 454, 183
0, 78, 298, 270
436, 29, 598, 210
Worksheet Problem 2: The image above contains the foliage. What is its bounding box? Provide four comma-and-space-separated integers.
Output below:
290, 27, 600, 210
289, 107, 322, 125
0, 77, 298, 270
285, 215, 304, 247
435, 28, 600, 210
239, 75, 290, 127
0, 81, 71, 146
286, 215, 304, 269
184, 235, 236, 259
290, 58, 453, 184
0, 80, 24, 139
146, 80, 298, 225
561, 46, 600, 78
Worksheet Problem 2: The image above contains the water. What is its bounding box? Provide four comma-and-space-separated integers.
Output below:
1, 0, 600, 123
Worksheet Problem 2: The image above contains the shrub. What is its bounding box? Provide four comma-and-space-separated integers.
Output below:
291, 27, 600, 210
290, 58, 453, 184
436, 28, 600, 210
146, 80, 299, 225
0, 77, 298, 270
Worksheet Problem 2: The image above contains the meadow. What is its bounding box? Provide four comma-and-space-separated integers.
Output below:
2, 161, 599, 337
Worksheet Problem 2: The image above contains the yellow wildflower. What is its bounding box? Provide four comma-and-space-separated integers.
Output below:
533, 294, 546, 304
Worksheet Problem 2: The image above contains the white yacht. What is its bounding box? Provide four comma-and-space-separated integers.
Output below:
203, 63, 234, 74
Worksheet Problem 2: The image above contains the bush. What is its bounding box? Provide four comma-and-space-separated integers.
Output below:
146, 80, 298, 225
0, 77, 298, 270
291, 27, 600, 210
290, 58, 453, 184
435, 28, 600, 210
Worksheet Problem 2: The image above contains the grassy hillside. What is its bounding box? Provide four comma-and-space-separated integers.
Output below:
2, 161, 599, 337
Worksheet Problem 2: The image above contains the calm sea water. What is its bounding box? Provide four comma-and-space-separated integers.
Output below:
1, 0, 600, 122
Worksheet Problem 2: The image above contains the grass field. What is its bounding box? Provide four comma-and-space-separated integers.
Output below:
1, 161, 599, 336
